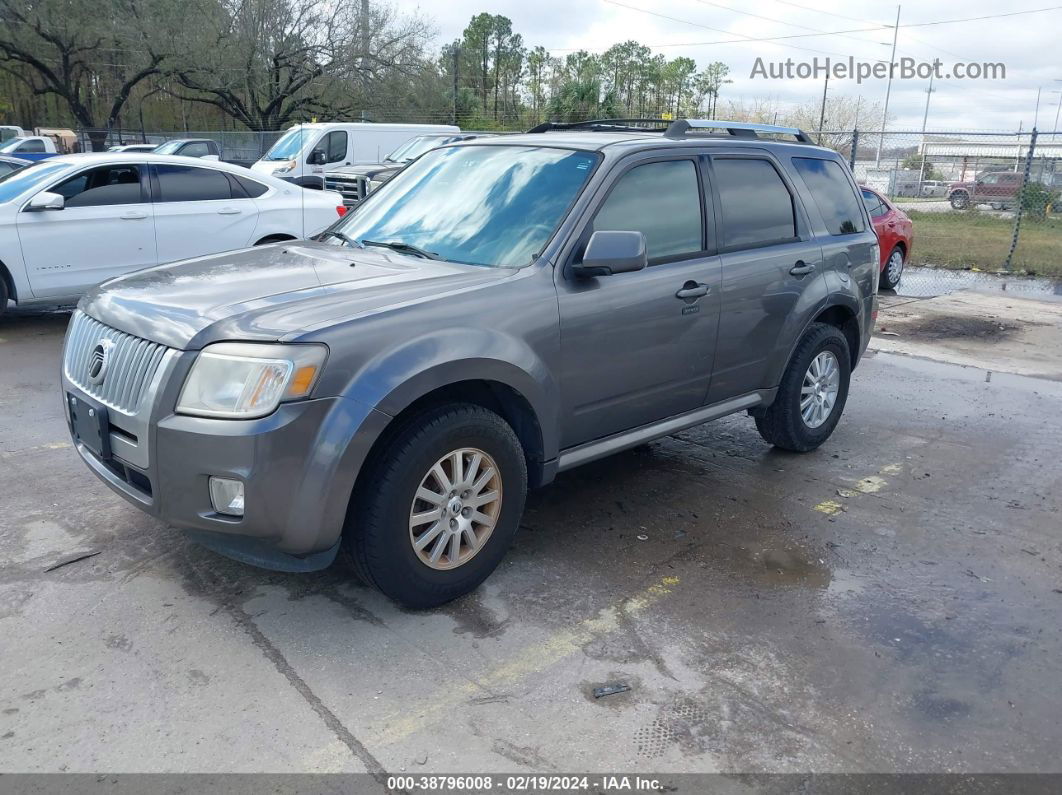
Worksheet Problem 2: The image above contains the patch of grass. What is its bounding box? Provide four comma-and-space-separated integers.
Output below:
906, 210, 1062, 277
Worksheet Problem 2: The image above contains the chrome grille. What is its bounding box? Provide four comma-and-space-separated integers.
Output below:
64, 311, 170, 415
324, 175, 366, 207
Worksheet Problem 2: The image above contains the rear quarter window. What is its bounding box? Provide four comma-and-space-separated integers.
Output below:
792, 157, 866, 235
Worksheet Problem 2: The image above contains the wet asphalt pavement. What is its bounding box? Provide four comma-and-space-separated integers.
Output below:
1, 308, 1061, 775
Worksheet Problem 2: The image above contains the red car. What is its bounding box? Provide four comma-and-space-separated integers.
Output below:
861, 186, 913, 290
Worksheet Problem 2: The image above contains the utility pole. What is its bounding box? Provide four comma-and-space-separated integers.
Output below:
917, 73, 936, 189
452, 42, 460, 127
1033, 86, 1042, 129
1051, 85, 1062, 140
817, 72, 829, 144
875, 4, 901, 168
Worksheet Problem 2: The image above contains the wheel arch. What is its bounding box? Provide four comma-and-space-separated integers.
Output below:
0, 259, 17, 303
253, 233, 297, 246
811, 303, 861, 371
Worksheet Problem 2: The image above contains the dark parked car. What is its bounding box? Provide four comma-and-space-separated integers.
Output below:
325, 133, 491, 206
61, 119, 878, 607
948, 170, 1023, 210
153, 138, 222, 160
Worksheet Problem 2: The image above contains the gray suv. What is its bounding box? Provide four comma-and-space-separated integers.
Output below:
61, 119, 878, 608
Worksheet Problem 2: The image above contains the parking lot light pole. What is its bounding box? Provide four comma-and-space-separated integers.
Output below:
1053, 80, 1062, 140
918, 73, 936, 190
875, 4, 901, 168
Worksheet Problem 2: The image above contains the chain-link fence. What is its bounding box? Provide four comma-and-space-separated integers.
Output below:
82, 128, 285, 165
823, 128, 1062, 297
81, 123, 1062, 298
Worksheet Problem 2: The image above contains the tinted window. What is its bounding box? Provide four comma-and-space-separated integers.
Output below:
233, 174, 268, 198
178, 142, 211, 158
861, 189, 888, 218
54, 164, 143, 207
325, 131, 347, 163
155, 164, 233, 202
18, 139, 46, 153
0, 162, 17, 176
792, 157, 865, 235
714, 158, 796, 249
593, 160, 702, 261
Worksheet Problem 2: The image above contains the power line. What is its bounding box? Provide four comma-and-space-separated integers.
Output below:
559, 2, 1061, 52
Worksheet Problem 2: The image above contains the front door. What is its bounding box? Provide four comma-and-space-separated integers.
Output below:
17, 162, 156, 297
557, 156, 722, 449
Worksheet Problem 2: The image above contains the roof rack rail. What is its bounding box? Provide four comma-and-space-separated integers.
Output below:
526, 118, 670, 134
665, 119, 813, 143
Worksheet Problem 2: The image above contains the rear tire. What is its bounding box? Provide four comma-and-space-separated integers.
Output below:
344, 403, 527, 608
879, 246, 904, 291
756, 323, 851, 453
0, 275, 8, 319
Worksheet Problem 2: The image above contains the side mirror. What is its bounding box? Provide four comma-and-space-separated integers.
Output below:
573, 230, 648, 277
26, 191, 64, 211
308, 149, 327, 166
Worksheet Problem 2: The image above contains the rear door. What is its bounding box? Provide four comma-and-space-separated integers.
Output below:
556, 154, 722, 448
151, 163, 259, 263
706, 153, 827, 403
17, 162, 156, 297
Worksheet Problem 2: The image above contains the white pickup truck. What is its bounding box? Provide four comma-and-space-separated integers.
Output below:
0, 136, 60, 161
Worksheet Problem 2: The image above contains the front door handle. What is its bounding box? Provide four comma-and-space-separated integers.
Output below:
120, 211, 147, 220
217, 207, 242, 215
675, 282, 710, 300
789, 260, 817, 276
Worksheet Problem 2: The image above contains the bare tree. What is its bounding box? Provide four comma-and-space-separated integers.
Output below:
0, 0, 168, 149
169, 0, 433, 130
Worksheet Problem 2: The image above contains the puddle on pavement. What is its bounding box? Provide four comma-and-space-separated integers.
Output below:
896, 267, 1062, 300
710, 543, 834, 589
890, 313, 1021, 341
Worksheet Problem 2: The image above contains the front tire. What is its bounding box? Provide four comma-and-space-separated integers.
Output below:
950, 191, 970, 210
344, 403, 527, 608
756, 323, 851, 452
879, 246, 904, 290
0, 275, 8, 318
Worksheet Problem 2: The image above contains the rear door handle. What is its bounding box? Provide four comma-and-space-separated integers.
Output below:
675, 282, 710, 299
217, 207, 242, 215
119, 211, 147, 220
789, 260, 817, 276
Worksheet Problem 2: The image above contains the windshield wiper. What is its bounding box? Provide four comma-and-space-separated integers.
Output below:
360, 240, 440, 260
318, 229, 361, 248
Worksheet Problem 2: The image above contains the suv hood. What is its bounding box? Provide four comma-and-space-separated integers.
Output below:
80, 242, 513, 350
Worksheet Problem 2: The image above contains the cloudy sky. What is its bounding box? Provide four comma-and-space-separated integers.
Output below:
393, 0, 1062, 132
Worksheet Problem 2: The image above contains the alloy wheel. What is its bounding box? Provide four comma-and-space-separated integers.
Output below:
800, 351, 840, 429
408, 448, 502, 570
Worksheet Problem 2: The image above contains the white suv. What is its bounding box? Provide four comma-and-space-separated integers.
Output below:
0, 154, 344, 315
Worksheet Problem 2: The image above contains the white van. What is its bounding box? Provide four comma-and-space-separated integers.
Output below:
251, 122, 459, 187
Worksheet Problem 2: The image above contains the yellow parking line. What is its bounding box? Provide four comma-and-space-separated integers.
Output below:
372, 575, 681, 746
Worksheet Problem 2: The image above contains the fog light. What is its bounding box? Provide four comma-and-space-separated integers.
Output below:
209, 477, 245, 517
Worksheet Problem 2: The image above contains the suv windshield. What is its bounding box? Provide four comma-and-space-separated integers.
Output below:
332, 144, 599, 268
262, 129, 308, 161
153, 140, 185, 154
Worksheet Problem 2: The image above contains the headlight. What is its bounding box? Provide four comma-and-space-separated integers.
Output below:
271, 159, 297, 174
176, 342, 327, 419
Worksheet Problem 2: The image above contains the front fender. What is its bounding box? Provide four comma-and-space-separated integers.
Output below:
339, 326, 558, 459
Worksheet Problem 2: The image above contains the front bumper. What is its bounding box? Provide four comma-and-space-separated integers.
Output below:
63, 372, 391, 569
